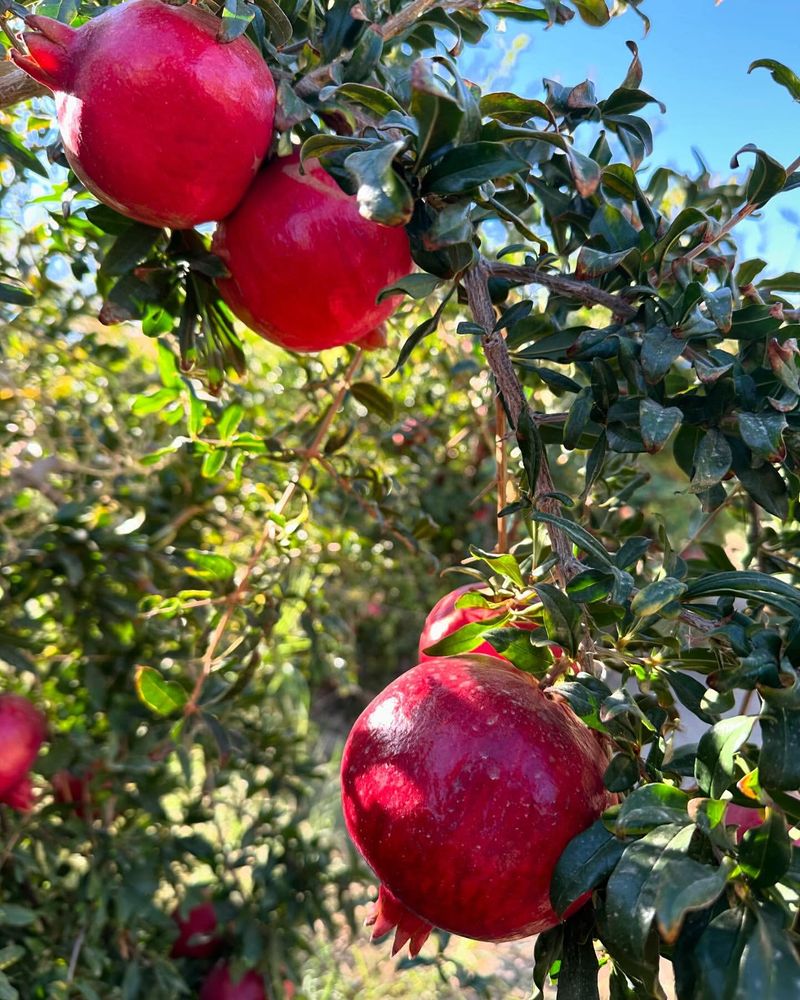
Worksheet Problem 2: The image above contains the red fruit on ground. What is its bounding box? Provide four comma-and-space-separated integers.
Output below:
0, 695, 46, 811
170, 901, 222, 959
199, 964, 265, 1000
12, 0, 275, 229
341, 655, 611, 951
418, 583, 539, 661
212, 155, 412, 353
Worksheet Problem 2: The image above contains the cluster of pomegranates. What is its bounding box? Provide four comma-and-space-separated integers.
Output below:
12, 0, 412, 353
341, 582, 613, 955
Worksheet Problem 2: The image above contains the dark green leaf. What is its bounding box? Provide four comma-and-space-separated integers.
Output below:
731, 144, 787, 208
639, 398, 682, 453
654, 858, 729, 944
351, 381, 395, 422
739, 809, 792, 887
749, 59, 800, 101
759, 677, 800, 791
410, 58, 465, 166
640, 325, 684, 382
532, 583, 580, 655
695, 716, 754, 798
614, 784, 691, 836
345, 141, 414, 225
99, 224, 162, 279
552, 820, 626, 916
689, 430, 732, 492
423, 142, 527, 195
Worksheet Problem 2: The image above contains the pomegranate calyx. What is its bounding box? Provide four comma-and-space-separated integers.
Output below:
365, 885, 433, 957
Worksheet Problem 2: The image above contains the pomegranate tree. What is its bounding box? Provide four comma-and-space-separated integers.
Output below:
199, 964, 265, 1000
0, 694, 46, 813
12, 0, 275, 229
340, 655, 611, 953
418, 583, 540, 661
212, 154, 412, 353
171, 901, 222, 960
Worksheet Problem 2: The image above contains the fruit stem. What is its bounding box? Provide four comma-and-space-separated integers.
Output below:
185, 349, 364, 716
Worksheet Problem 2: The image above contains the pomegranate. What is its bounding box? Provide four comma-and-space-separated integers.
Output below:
212, 154, 412, 353
200, 964, 265, 1000
418, 583, 541, 661
0, 694, 46, 812
12, 0, 275, 229
171, 901, 222, 959
52, 769, 93, 819
341, 655, 611, 952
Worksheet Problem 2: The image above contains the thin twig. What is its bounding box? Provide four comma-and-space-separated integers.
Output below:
684, 152, 800, 263
495, 398, 509, 554
184, 350, 363, 715
485, 260, 638, 321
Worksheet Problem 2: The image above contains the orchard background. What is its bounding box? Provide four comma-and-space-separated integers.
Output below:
3, 0, 800, 997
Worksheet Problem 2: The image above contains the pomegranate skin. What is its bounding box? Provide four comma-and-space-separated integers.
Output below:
170, 901, 222, 959
0, 695, 46, 809
418, 583, 540, 661
212, 155, 412, 353
341, 656, 611, 944
199, 964, 265, 1000
11, 1, 275, 229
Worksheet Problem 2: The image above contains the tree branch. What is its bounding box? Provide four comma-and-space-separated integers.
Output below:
0, 60, 46, 110
463, 260, 579, 583
485, 260, 638, 321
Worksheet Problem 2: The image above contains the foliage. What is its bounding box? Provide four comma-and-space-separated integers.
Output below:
2, 0, 800, 997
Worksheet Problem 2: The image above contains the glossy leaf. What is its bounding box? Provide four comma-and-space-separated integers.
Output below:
551, 820, 626, 916
695, 716, 754, 798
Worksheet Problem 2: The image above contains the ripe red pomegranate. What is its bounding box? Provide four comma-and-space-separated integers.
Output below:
418, 583, 541, 661
171, 901, 222, 959
12, 0, 275, 229
200, 964, 265, 1000
0, 694, 46, 813
341, 655, 611, 952
212, 154, 412, 353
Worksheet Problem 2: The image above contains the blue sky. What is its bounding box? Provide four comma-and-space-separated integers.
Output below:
465, 0, 800, 273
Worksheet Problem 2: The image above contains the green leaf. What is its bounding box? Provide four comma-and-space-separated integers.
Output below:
689, 430, 732, 492
695, 907, 754, 1000
351, 381, 395, 422
0, 971, 17, 1000
468, 547, 525, 586
735, 904, 800, 998
185, 549, 236, 581
631, 578, 687, 618
218, 403, 245, 441
613, 784, 691, 836
219, 0, 255, 42
0, 905, 36, 928
731, 144, 787, 208
0, 280, 34, 306
420, 613, 508, 656
655, 858, 729, 944
300, 134, 375, 162
759, 677, 800, 791
604, 753, 639, 793
567, 568, 615, 604
480, 92, 555, 126
738, 809, 792, 887
653, 207, 708, 269
253, 0, 292, 45
640, 325, 684, 382
565, 146, 601, 198
0, 125, 48, 178
131, 387, 179, 416
530, 512, 616, 571
684, 571, 800, 613
737, 411, 786, 458
377, 272, 443, 302
345, 141, 414, 226
423, 142, 527, 195
571, 0, 610, 26
410, 58, 465, 166
516, 407, 542, 492
664, 670, 716, 724
333, 83, 405, 116
201, 449, 227, 479
483, 627, 552, 674
99, 223, 162, 279
134, 666, 187, 717
604, 823, 695, 964
556, 674, 612, 733
749, 58, 800, 101
639, 398, 682, 453
695, 716, 754, 798
532, 583, 580, 656
551, 820, 626, 916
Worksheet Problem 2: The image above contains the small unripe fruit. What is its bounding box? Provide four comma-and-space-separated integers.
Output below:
213, 155, 412, 353
12, 0, 275, 229
418, 583, 541, 662
171, 901, 222, 959
200, 964, 265, 1000
341, 656, 611, 950
0, 695, 46, 812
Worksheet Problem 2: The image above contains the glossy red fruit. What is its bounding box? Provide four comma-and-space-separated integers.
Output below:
171, 901, 222, 959
212, 154, 412, 353
418, 583, 539, 661
0, 695, 46, 812
341, 655, 611, 950
199, 964, 265, 1000
12, 0, 275, 229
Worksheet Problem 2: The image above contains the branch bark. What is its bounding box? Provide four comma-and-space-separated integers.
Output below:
463, 259, 578, 583
485, 260, 638, 321
0, 61, 46, 110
